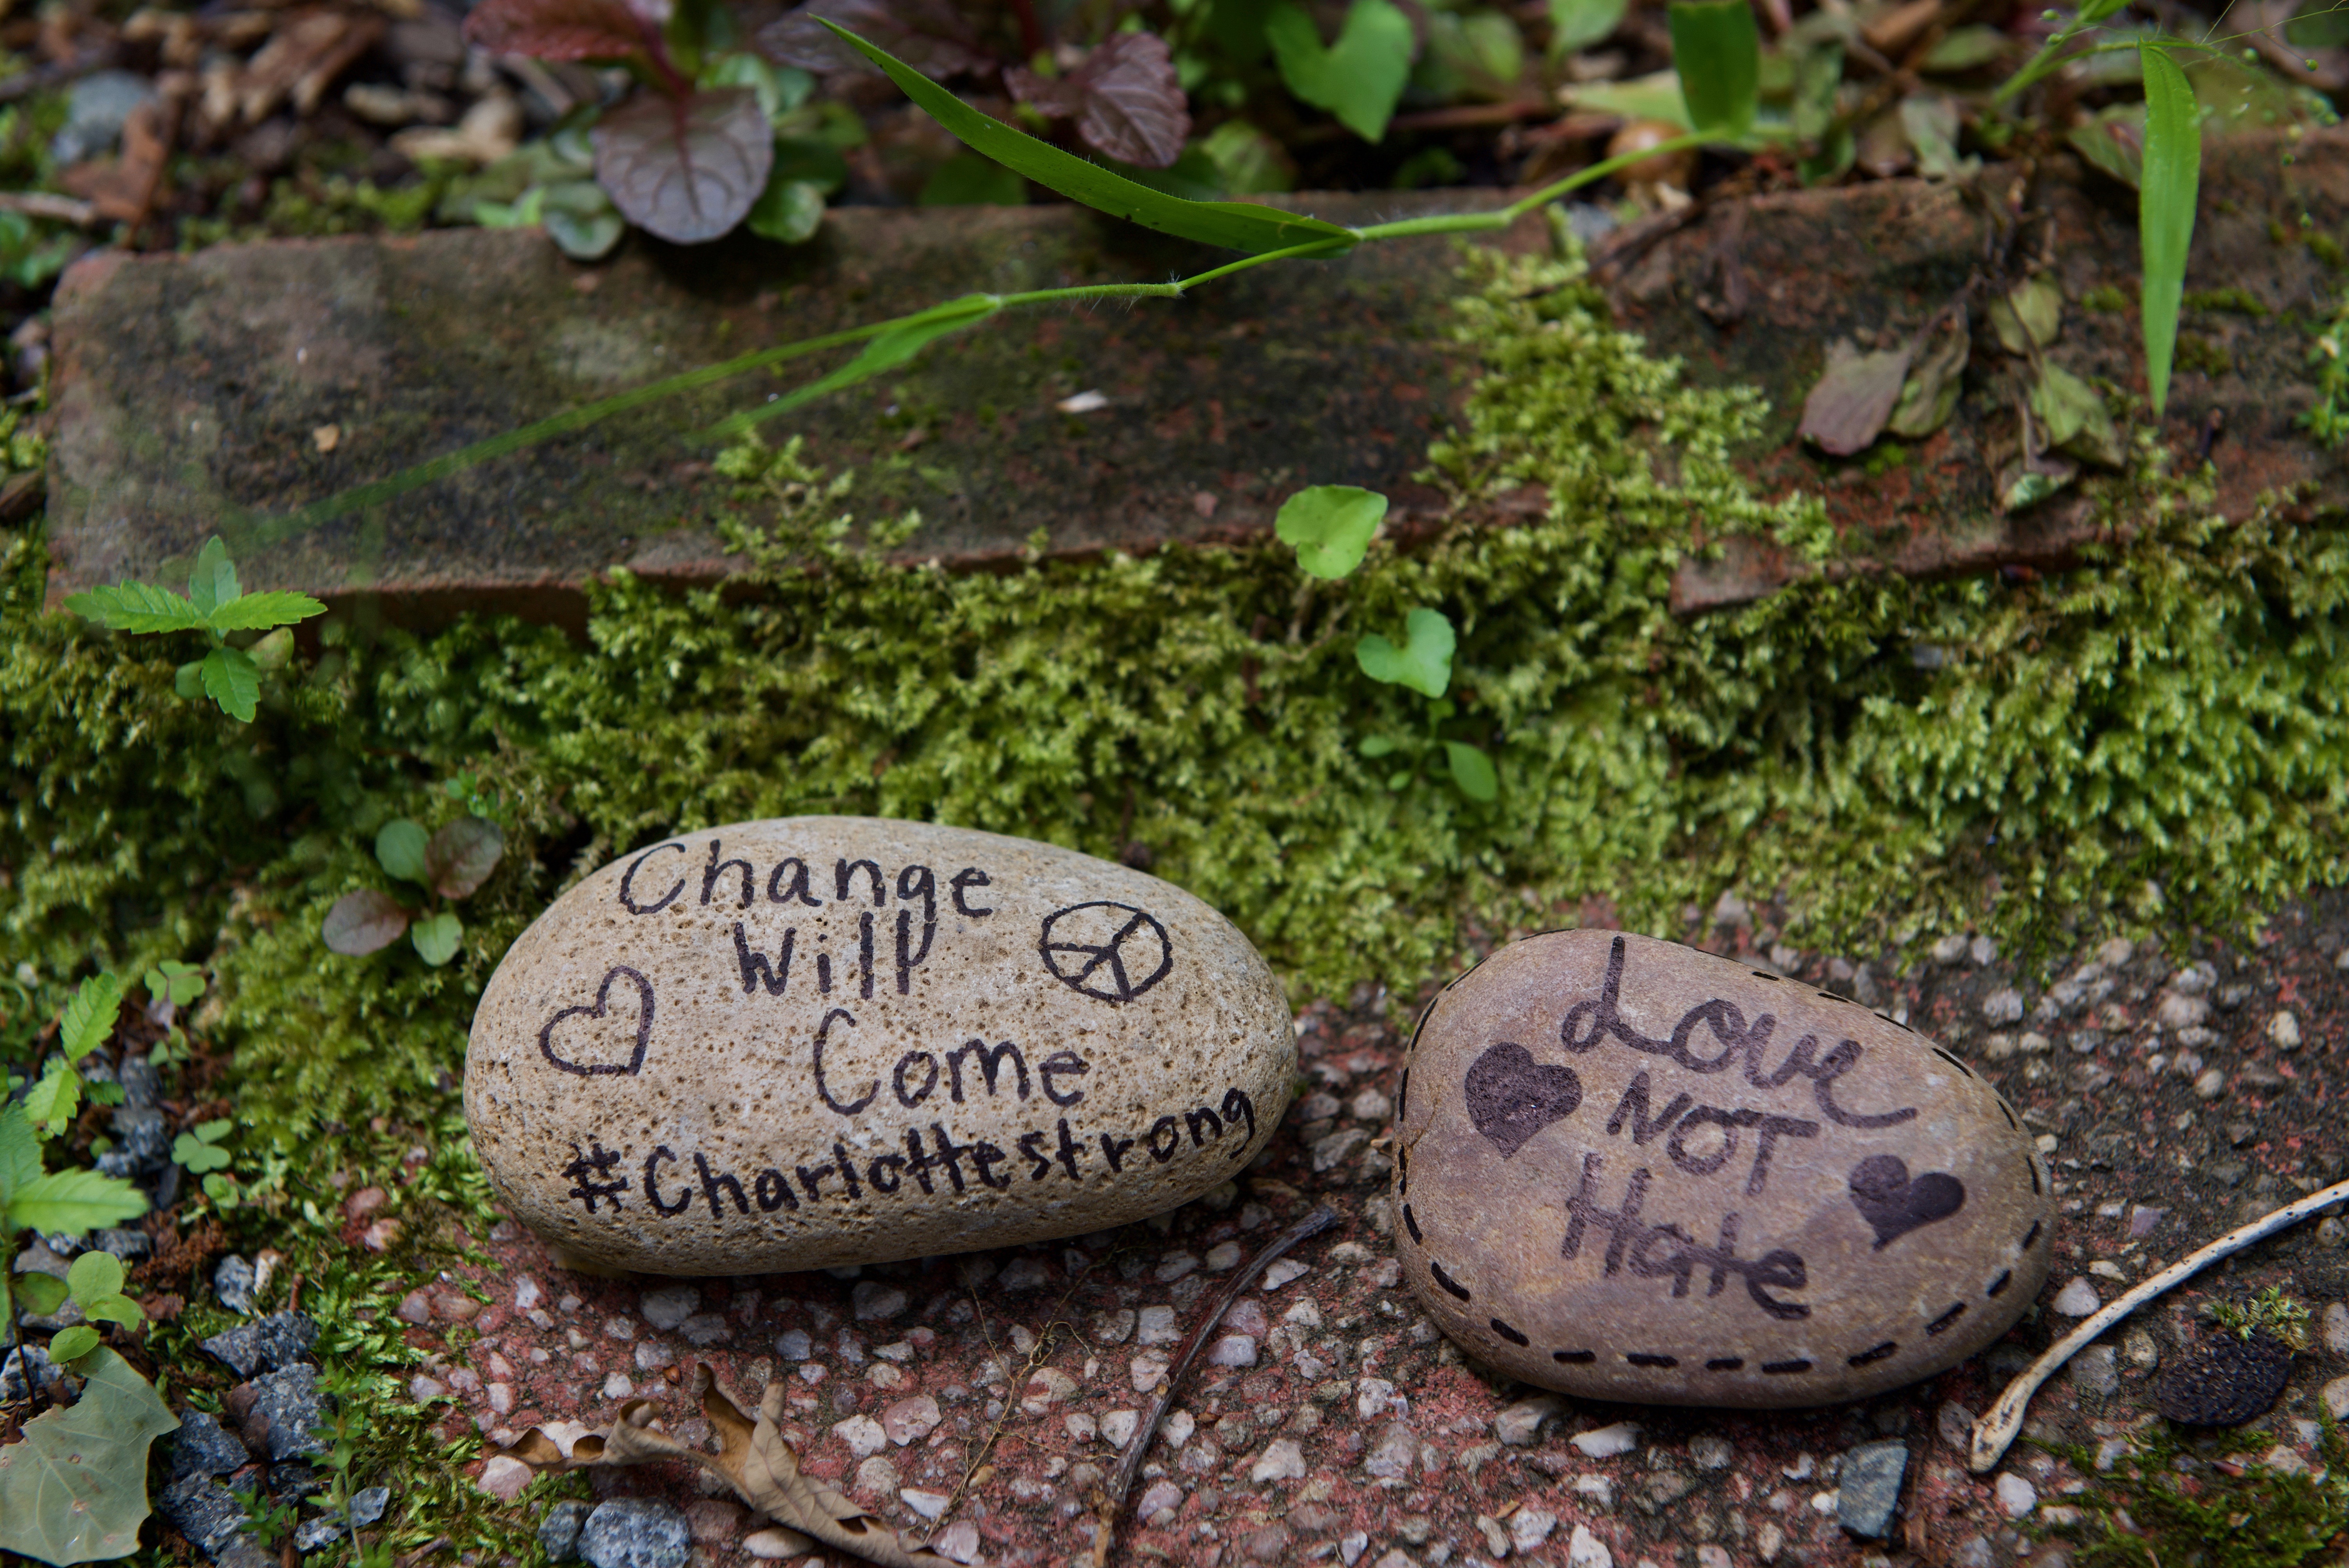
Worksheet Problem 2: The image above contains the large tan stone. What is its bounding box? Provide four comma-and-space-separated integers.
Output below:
1396, 931, 2052, 1406
465, 816, 1292, 1274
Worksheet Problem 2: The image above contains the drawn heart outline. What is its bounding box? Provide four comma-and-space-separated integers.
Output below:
538, 966, 655, 1078
1847, 1153, 1966, 1250
1465, 1041, 1582, 1158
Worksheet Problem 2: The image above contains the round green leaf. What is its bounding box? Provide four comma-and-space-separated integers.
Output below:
12, 1271, 67, 1315
1358, 735, 1399, 757
66, 1249, 123, 1304
45, 1325, 99, 1363
748, 176, 827, 244
411, 911, 465, 967
1355, 607, 1457, 698
1444, 740, 1499, 802
1275, 485, 1388, 579
375, 820, 429, 882
84, 1293, 143, 1329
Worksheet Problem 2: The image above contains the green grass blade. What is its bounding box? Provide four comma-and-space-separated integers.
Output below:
709, 298, 1000, 438
2140, 43, 2200, 419
1668, 0, 1759, 139
821, 20, 1358, 255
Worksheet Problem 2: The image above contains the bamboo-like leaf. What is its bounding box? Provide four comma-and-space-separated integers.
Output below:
1668, 0, 1759, 139
2140, 43, 2200, 418
713, 300, 1000, 437
820, 21, 1356, 257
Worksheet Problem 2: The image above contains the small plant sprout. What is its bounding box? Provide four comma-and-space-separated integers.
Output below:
171, 1119, 233, 1177
1275, 485, 1387, 580
2212, 1284, 2313, 1349
39, 1251, 144, 1365
322, 811, 507, 967
24, 973, 130, 1141
63, 537, 327, 723
0, 1102, 146, 1337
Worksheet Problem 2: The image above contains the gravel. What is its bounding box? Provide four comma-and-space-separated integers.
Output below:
578, 1500, 692, 1568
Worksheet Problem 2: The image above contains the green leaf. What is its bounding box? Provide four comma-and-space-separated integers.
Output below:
45, 1325, 100, 1363
1356, 608, 1457, 699
1276, 485, 1388, 579
172, 1131, 233, 1173
715, 301, 1002, 437
199, 646, 261, 722
23, 1064, 80, 1141
541, 180, 627, 261
59, 973, 125, 1062
411, 911, 464, 967
2067, 103, 2144, 189
748, 176, 828, 242
141, 960, 205, 1008
1668, 0, 1759, 139
1266, 0, 1415, 143
0, 1345, 175, 1565
12, 1272, 67, 1315
66, 1250, 123, 1306
1444, 741, 1499, 802
823, 21, 1356, 257
917, 150, 1027, 207
2032, 362, 2127, 467
7, 1168, 148, 1237
1196, 121, 1295, 195
426, 816, 506, 900
201, 1172, 241, 1208
1549, 0, 1626, 57
1888, 309, 1970, 439
2140, 43, 2200, 419
60, 581, 210, 635
0, 1105, 39, 1209
204, 589, 327, 633
1560, 69, 1692, 128
1358, 735, 1400, 757
1919, 24, 2006, 72
83, 1293, 143, 1329
185, 536, 240, 619
375, 819, 430, 882
194, 1118, 232, 1143
1989, 275, 2064, 354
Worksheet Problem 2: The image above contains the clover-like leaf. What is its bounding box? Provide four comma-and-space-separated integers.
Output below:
198, 646, 261, 723
412, 911, 465, 967
172, 1130, 233, 1173
142, 960, 205, 1009
1444, 741, 1499, 802
185, 537, 240, 620
59, 973, 125, 1063
66, 1250, 124, 1308
426, 816, 506, 900
1008, 33, 1190, 169
1356, 608, 1456, 699
462, 0, 652, 59
594, 87, 775, 244
13, 1271, 68, 1315
375, 819, 430, 882
45, 1325, 100, 1363
1276, 485, 1387, 579
323, 890, 410, 956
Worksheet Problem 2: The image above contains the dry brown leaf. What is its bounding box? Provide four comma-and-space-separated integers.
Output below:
235, 9, 385, 123
487, 1368, 962, 1568
57, 95, 180, 223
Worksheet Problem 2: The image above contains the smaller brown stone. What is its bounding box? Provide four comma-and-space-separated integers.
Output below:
2154, 1329, 2294, 1426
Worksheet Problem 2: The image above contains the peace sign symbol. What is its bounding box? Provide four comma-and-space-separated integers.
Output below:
1039, 902, 1174, 1003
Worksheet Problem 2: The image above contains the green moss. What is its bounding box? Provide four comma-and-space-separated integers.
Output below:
5, 245, 2349, 1153
2185, 286, 2273, 317
2081, 283, 2133, 312
2043, 1424, 2349, 1568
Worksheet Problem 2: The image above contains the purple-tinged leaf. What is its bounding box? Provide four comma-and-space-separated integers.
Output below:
1009, 34, 1190, 168
323, 891, 410, 956
594, 87, 775, 243
464, 0, 651, 61
1798, 339, 1914, 456
761, 0, 990, 78
426, 816, 506, 900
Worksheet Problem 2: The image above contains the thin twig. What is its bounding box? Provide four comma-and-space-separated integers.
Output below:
942, 1264, 1097, 1521
0, 191, 96, 226
1088, 1205, 1338, 1568
1970, 1175, 2349, 1473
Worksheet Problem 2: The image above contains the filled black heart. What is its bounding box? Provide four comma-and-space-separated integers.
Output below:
1466, 1041, 1582, 1158
1848, 1154, 1966, 1250
538, 966, 656, 1077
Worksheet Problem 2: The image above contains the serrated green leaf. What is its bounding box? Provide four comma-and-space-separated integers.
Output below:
1669, 0, 1760, 139
7, 1167, 148, 1238
411, 911, 464, 967
186, 537, 240, 618
84, 1294, 143, 1329
59, 973, 125, 1062
1356, 608, 1457, 698
23, 1065, 81, 1141
12, 1272, 67, 1315
375, 820, 430, 882
1276, 485, 1388, 579
2141, 44, 2200, 418
66, 1250, 123, 1305
0, 1106, 38, 1209
199, 646, 261, 722
45, 1325, 100, 1363
60, 582, 210, 635
1444, 740, 1500, 802
823, 20, 1356, 256
1267, 0, 1415, 143
204, 589, 328, 633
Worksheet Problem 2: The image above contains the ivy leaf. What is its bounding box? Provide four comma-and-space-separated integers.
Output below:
594, 87, 775, 244
0, 1347, 176, 1565
23, 1064, 80, 1141
66, 1250, 123, 1307
1444, 741, 1499, 802
1266, 0, 1415, 143
198, 646, 262, 723
762, 0, 992, 78
1276, 485, 1387, 579
45, 1325, 100, 1363
1008, 34, 1191, 169
463, 0, 653, 60
12, 1272, 67, 1315
185, 537, 239, 620
1798, 340, 1913, 455
748, 177, 827, 242
205, 590, 328, 633
1356, 608, 1456, 699
426, 816, 506, 900
323, 891, 410, 956
60, 581, 209, 635
411, 911, 465, 967
7, 1168, 148, 1237
59, 973, 125, 1062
